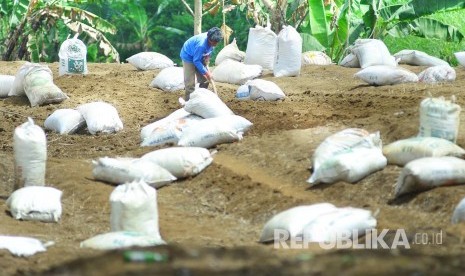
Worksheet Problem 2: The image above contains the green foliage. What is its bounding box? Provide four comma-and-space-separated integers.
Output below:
384, 35, 465, 66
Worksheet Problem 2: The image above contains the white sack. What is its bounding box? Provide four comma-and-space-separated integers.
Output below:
0, 75, 15, 97
418, 65, 456, 83
58, 35, 88, 76
150, 66, 184, 92
23, 65, 69, 107
141, 114, 202, 147
349, 39, 397, 68
92, 157, 176, 188
235, 84, 251, 100
339, 53, 360, 68
0, 236, 49, 257
110, 180, 163, 240
126, 52, 174, 70
259, 203, 337, 242
77, 101, 123, 134
215, 38, 246, 65
141, 147, 213, 178
44, 109, 86, 135
302, 51, 332, 66
307, 147, 387, 185
180, 88, 234, 118
247, 79, 286, 101
80, 231, 165, 250
14, 118, 47, 187
383, 137, 465, 166
8, 62, 37, 96
418, 96, 461, 143
310, 128, 380, 171
394, 156, 465, 197
244, 24, 277, 70
451, 197, 465, 224
6, 186, 62, 222
140, 108, 191, 140
394, 50, 449, 66
274, 25, 302, 77
212, 59, 262, 85
354, 65, 418, 86
177, 117, 244, 148
454, 51, 465, 67
301, 207, 377, 243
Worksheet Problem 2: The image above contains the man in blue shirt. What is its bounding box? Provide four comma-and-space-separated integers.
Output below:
180, 27, 223, 100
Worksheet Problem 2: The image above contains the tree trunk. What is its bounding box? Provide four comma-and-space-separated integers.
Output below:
2, 19, 27, 61
194, 0, 202, 34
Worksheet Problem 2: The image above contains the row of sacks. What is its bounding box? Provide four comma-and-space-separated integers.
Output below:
44, 101, 123, 135
140, 88, 253, 148
354, 64, 456, 86
2, 62, 68, 106
308, 127, 465, 198
259, 203, 377, 244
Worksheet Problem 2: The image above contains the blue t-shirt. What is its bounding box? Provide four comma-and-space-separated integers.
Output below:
180, 32, 214, 75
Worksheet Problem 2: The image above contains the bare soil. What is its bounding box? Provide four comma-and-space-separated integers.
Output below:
1, 61, 465, 275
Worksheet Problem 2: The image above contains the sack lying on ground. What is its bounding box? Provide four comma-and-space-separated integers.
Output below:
300, 207, 377, 243
0, 75, 15, 97
126, 52, 174, 70
451, 197, 465, 224
141, 147, 213, 178
150, 66, 184, 92
310, 128, 380, 171
349, 39, 397, 68
80, 231, 165, 250
215, 38, 245, 66
235, 84, 251, 100
383, 137, 465, 166
274, 25, 302, 77
0, 236, 49, 257
110, 180, 164, 240
141, 114, 202, 147
24, 65, 68, 107
454, 52, 465, 67
140, 108, 191, 140
247, 79, 285, 101
339, 53, 360, 68
302, 51, 332, 66
354, 65, 418, 86
307, 147, 387, 185
44, 109, 86, 135
58, 34, 88, 76
6, 186, 62, 222
259, 203, 337, 242
77, 101, 124, 134
92, 157, 176, 188
244, 24, 277, 70
418, 96, 461, 143
418, 65, 456, 83
177, 116, 246, 148
394, 50, 449, 66
212, 59, 262, 85
180, 88, 234, 118
394, 156, 465, 198
14, 118, 47, 187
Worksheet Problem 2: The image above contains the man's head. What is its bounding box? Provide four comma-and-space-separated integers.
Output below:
207, 27, 223, 46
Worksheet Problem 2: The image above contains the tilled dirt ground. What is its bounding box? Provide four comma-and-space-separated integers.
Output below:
1, 61, 465, 275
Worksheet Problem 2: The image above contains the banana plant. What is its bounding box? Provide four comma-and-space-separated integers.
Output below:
1, 0, 119, 62
304, 0, 465, 62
